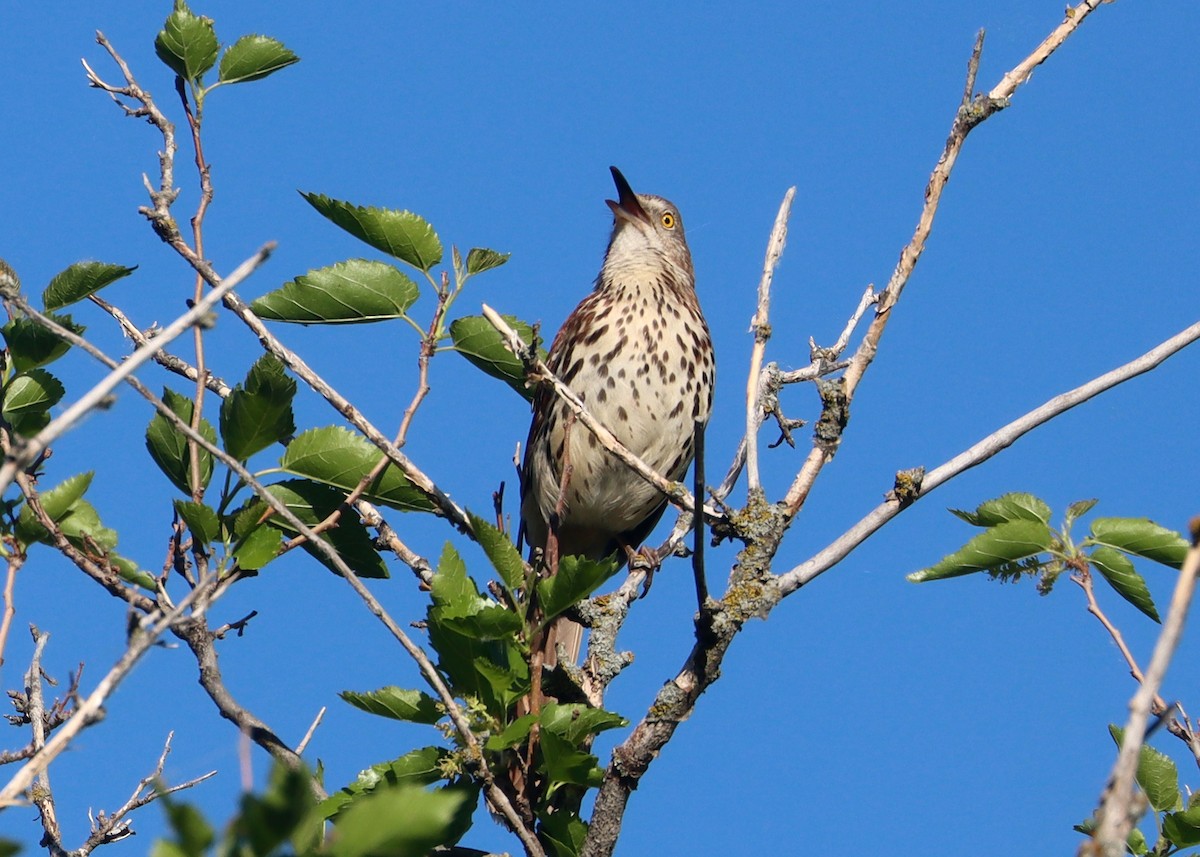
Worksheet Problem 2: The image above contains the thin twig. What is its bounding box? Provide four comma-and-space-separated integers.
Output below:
0, 585, 207, 805
744, 188, 795, 494
75, 732, 216, 856
482, 304, 709, 521
779, 315, 1200, 595
0, 555, 20, 669
1091, 526, 1200, 857
295, 707, 326, 755
0, 245, 274, 497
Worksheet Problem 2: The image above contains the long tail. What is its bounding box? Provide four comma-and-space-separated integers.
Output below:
542, 616, 583, 668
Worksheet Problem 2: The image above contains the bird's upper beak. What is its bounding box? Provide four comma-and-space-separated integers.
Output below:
606, 166, 651, 225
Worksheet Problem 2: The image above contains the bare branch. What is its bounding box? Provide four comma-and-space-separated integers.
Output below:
74, 732, 216, 856
779, 316, 1200, 595
0, 244, 274, 498
744, 188, 795, 495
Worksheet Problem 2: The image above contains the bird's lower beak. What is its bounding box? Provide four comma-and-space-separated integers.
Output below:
606, 166, 651, 225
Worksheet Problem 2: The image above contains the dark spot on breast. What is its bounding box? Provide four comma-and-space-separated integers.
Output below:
617, 406, 628, 422
583, 323, 610, 346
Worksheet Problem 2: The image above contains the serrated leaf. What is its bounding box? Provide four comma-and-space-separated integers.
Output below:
907, 519, 1053, 583
280, 426, 433, 512
1110, 725, 1182, 812
485, 713, 538, 751
1164, 804, 1200, 848
540, 703, 627, 746
449, 314, 546, 401
262, 480, 389, 578
42, 262, 136, 311
430, 542, 484, 613
3, 369, 65, 418
538, 811, 588, 857
301, 193, 442, 272
145, 388, 216, 496
220, 354, 296, 460
1090, 546, 1160, 622
217, 34, 299, 85
251, 259, 419, 325
1089, 518, 1189, 570
340, 687, 442, 724
1065, 498, 1099, 528
228, 503, 281, 570
154, 0, 218, 81
947, 492, 1051, 527
320, 747, 450, 819
536, 554, 620, 624
2, 314, 84, 371
111, 553, 156, 590
57, 499, 117, 549
468, 511, 526, 594
326, 785, 471, 857
539, 730, 603, 789
174, 499, 219, 545
465, 247, 510, 276
15, 471, 93, 545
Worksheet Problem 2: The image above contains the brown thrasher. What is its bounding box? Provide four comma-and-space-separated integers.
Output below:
520, 166, 714, 667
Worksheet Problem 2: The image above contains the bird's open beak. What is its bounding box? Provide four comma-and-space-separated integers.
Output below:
606, 166, 651, 225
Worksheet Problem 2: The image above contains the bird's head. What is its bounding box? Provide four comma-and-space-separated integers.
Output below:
603, 166, 694, 285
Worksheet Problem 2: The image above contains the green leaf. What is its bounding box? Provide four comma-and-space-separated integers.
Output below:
280, 426, 434, 512
1110, 725, 1182, 812
300, 193, 442, 272
174, 500, 219, 545
226, 763, 319, 857
220, 354, 296, 460
42, 262, 136, 312
449, 314, 545, 401
540, 730, 603, 788
538, 811, 588, 857
154, 0, 218, 81
228, 503, 282, 570
468, 512, 526, 595
145, 388, 217, 496
1163, 804, 1200, 847
430, 542, 475, 609
1089, 518, 1189, 570
540, 703, 627, 746
485, 713, 538, 751
110, 554, 156, 590
157, 794, 214, 857
326, 785, 471, 857
264, 479, 389, 578
907, 519, 1054, 583
57, 499, 117, 549
948, 492, 1052, 527
536, 554, 621, 624
1090, 546, 1160, 623
320, 747, 450, 819
339, 687, 442, 724
251, 259, 419, 325
465, 247, 510, 276
217, 34, 299, 85
2, 314, 84, 371
3, 369, 65, 436
15, 471, 93, 546
1064, 498, 1099, 529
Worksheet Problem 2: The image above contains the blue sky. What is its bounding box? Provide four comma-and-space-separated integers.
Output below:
3, 2, 1199, 854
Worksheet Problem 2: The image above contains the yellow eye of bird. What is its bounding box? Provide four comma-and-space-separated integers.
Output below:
661, 212, 676, 229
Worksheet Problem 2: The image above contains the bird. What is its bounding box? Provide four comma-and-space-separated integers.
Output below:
520, 166, 715, 667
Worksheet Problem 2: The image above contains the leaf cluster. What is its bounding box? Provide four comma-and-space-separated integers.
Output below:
908, 492, 1188, 622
